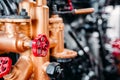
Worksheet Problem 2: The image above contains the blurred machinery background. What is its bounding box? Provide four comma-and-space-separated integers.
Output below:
0, 0, 120, 80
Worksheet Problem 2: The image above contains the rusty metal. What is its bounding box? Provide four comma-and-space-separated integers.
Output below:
0, 0, 94, 80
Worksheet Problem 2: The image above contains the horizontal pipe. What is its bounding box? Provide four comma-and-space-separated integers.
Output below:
0, 33, 31, 53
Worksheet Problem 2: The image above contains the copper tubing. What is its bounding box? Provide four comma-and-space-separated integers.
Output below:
74, 8, 94, 14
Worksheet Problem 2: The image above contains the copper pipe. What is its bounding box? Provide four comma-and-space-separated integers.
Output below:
30, 0, 50, 80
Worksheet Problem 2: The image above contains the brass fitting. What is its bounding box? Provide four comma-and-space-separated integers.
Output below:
49, 15, 77, 59
0, 22, 31, 53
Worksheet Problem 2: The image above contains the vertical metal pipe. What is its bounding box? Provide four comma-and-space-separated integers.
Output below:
36, 0, 46, 6
31, 0, 50, 80
32, 0, 49, 38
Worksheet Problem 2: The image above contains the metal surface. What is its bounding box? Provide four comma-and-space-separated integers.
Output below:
0, 0, 95, 79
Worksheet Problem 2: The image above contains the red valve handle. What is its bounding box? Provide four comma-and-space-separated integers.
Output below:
112, 39, 120, 57
32, 34, 49, 57
0, 57, 12, 78
67, 0, 73, 11
112, 39, 120, 49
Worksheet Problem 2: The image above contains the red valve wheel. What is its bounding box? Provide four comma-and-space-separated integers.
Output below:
32, 34, 49, 57
112, 39, 120, 49
112, 39, 120, 57
0, 57, 12, 78
67, 0, 73, 11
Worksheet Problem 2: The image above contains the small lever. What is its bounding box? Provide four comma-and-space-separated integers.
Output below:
54, 8, 94, 15
74, 8, 94, 14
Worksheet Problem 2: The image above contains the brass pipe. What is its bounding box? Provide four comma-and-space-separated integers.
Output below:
49, 38, 58, 48
49, 15, 77, 59
0, 33, 31, 53
32, 4, 49, 38
0, 22, 31, 53
49, 15, 64, 53
36, 0, 47, 6
30, 0, 50, 80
